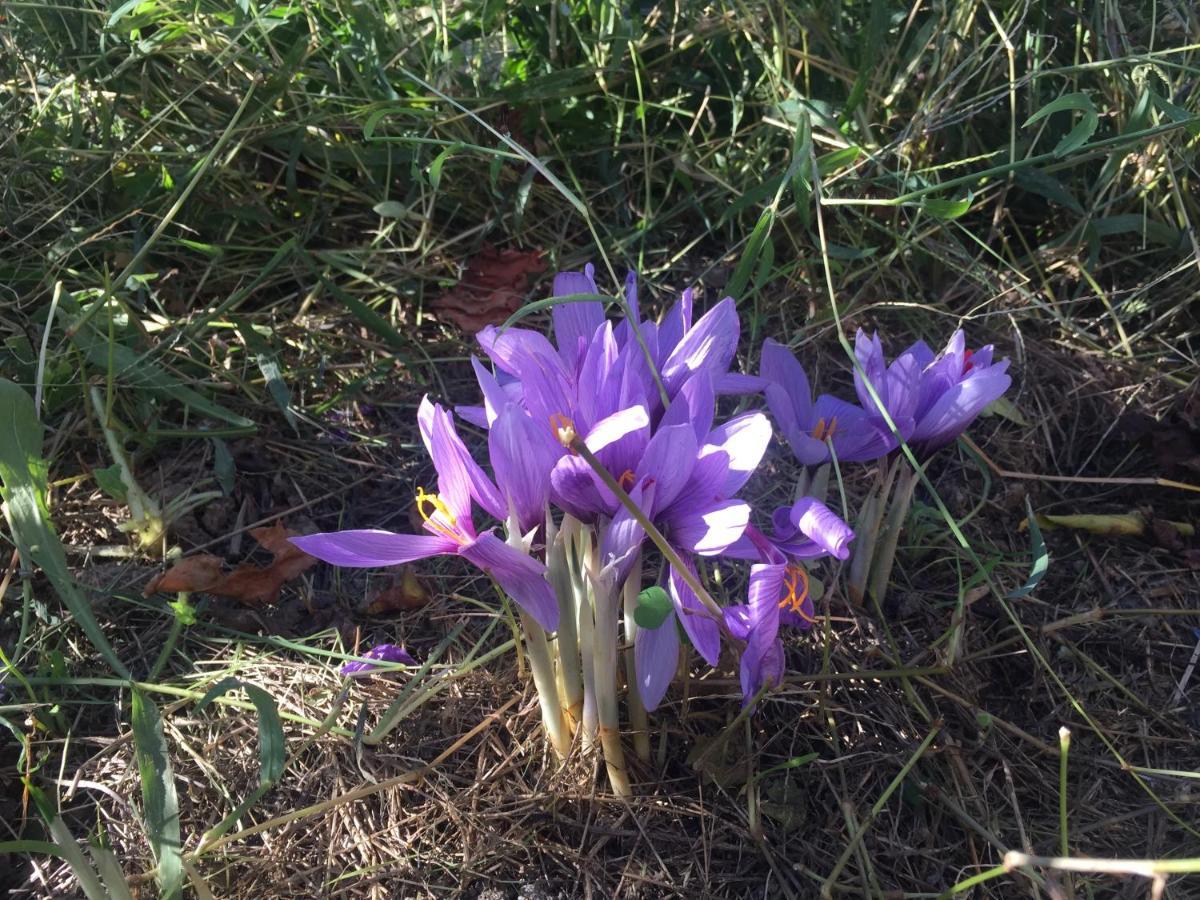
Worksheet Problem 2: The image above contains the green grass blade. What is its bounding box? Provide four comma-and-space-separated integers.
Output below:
0, 380, 128, 676
1007, 498, 1050, 599
198, 677, 286, 785
131, 688, 183, 900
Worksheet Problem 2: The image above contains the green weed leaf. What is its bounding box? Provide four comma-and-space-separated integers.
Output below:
131, 688, 183, 900
198, 677, 286, 785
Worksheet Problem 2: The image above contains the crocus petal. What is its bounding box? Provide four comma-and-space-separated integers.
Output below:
785, 497, 855, 560
660, 297, 738, 394
634, 613, 679, 711
552, 264, 605, 373
424, 397, 504, 522
460, 532, 559, 630
584, 404, 650, 454
656, 287, 693, 361
912, 364, 1012, 451
716, 372, 769, 395
470, 356, 514, 427
739, 563, 786, 705
667, 499, 750, 556
341, 644, 416, 675
703, 412, 771, 496
290, 530, 454, 567
455, 405, 489, 429
638, 423, 698, 517
669, 558, 720, 666
661, 369, 715, 443
760, 339, 813, 425
489, 403, 563, 533
550, 455, 613, 520
598, 483, 652, 586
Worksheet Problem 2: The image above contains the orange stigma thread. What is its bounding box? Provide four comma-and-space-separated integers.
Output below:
618, 469, 636, 491
778, 565, 814, 622
812, 416, 839, 442
415, 487, 463, 543
962, 348, 975, 373
549, 413, 577, 451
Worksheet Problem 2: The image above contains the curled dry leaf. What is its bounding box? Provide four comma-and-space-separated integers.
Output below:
431, 244, 546, 333
143, 522, 317, 607
366, 565, 431, 615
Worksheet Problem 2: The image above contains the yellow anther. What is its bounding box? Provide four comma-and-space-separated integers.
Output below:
549, 413, 578, 451
778, 564, 814, 622
415, 486, 462, 543
812, 416, 838, 442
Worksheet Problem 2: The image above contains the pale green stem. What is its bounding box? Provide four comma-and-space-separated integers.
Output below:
806, 462, 831, 503
88, 384, 164, 550
847, 456, 901, 606
547, 512, 583, 732
866, 462, 920, 605
587, 557, 632, 796
574, 526, 599, 751
505, 516, 569, 758
622, 552, 651, 761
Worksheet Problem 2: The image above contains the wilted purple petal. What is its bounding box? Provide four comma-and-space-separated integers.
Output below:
460, 532, 559, 630
634, 613, 679, 711
290, 530, 454, 567
669, 558, 720, 666
341, 644, 416, 675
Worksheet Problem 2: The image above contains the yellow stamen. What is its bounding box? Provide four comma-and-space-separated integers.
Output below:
778, 564, 814, 622
812, 416, 838, 442
415, 486, 462, 543
549, 413, 577, 451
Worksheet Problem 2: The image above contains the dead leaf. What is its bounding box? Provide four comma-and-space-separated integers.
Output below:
143, 523, 317, 606
431, 244, 546, 333
143, 555, 224, 595
366, 565, 431, 614
1024, 511, 1194, 539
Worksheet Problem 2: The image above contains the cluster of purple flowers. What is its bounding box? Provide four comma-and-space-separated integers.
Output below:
293, 265, 1010, 708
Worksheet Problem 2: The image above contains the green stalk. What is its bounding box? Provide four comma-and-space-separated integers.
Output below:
866, 461, 920, 606
622, 552, 651, 761
547, 513, 583, 733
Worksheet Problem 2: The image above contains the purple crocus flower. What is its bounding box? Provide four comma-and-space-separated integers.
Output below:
341, 644, 416, 676
722, 497, 854, 706
290, 398, 559, 630
854, 328, 1012, 455
760, 339, 895, 465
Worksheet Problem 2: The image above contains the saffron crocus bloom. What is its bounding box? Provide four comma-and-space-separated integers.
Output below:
760, 339, 895, 465
290, 398, 559, 630
854, 328, 1011, 455
341, 644, 416, 676
722, 497, 854, 705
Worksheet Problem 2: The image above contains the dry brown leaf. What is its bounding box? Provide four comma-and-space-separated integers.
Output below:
143, 523, 317, 607
366, 565, 432, 615
431, 244, 546, 333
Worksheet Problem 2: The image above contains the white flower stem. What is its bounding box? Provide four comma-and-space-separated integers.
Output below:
621, 552, 651, 761
505, 515, 569, 758
546, 512, 583, 732
574, 526, 599, 752
588, 563, 632, 797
